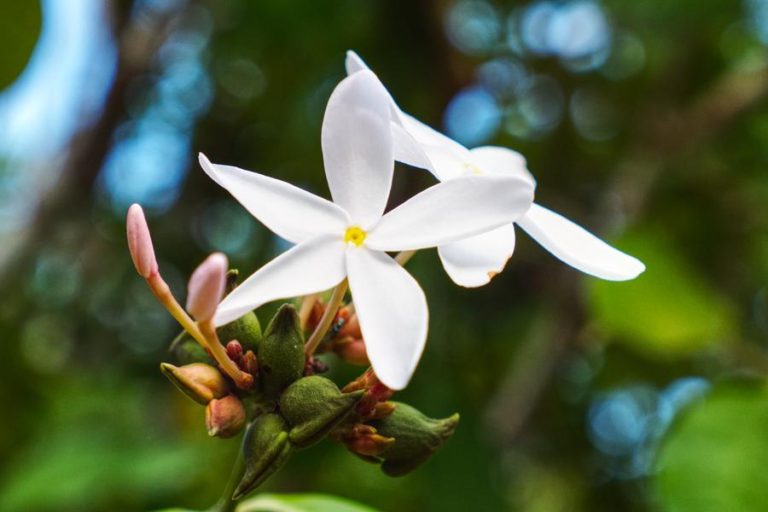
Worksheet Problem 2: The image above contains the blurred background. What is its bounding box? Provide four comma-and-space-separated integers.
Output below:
1, 0, 767, 510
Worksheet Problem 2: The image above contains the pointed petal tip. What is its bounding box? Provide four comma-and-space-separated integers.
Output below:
344, 50, 368, 75
375, 370, 410, 391
607, 257, 646, 281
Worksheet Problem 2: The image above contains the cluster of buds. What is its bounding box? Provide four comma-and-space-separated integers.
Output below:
127, 203, 460, 501
332, 369, 459, 476
306, 302, 369, 366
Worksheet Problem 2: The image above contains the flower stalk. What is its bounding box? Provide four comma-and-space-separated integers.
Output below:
127, 203, 252, 389
304, 279, 348, 357
209, 447, 245, 512
298, 292, 320, 330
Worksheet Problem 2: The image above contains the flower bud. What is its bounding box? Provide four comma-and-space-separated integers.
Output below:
241, 350, 259, 376
126, 203, 158, 279
334, 337, 369, 366
160, 362, 228, 405
205, 395, 246, 438
217, 311, 262, 354
337, 310, 361, 339
370, 402, 460, 477
235, 413, 292, 499
279, 376, 365, 448
169, 330, 213, 365
258, 304, 305, 398
336, 424, 395, 458
186, 253, 228, 323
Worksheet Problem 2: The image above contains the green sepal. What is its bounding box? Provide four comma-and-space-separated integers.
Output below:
370, 402, 459, 477
234, 413, 293, 499
258, 304, 305, 398
217, 311, 262, 353
280, 376, 365, 448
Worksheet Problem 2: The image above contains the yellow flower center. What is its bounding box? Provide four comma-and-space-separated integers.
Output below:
464, 162, 483, 175
344, 226, 367, 247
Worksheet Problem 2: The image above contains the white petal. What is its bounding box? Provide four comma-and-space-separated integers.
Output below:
213, 235, 346, 326
391, 121, 436, 171
199, 154, 348, 245
399, 113, 470, 159
398, 113, 472, 181
321, 70, 394, 227
517, 203, 646, 281
437, 224, 516, 288
346, 247, 427, 390
367, 175, 534, 251
469, 146, 536, 184
345, 50, 369, 75
344, 51, 459, 178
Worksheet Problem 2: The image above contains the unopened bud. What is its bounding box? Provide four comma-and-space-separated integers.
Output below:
160, 362, 228, 405
235, 413, 292, 499
258, 304, 305, 398
186, 253, 228, 323
356, 381, 394, 419
218, 311, 262, 354
242, 350, 259, 376
370, 402, 460, 477
338, 424, 395, 457
334, 337, 369, 366
205, 395, 246, 438
342, 368, 378, 393
370, 401, 397, 420
337, 310, 361, 339
225, 269, 239, 293
279, 376, 365, 448
126, 203, 158, 279
169, 330, 213, 365
226, 340, 244, 361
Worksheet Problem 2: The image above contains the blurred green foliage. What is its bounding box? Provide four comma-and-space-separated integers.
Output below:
1, 0, 768, 511
655, 381, 768, 512
0, 0, 40, 88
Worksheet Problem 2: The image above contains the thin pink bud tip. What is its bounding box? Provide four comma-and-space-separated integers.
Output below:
187, 252, 228, 322
126, 203, 158, 279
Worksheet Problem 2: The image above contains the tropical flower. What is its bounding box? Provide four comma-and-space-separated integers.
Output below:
346, 51, 645, 287
198, 70, 535, 389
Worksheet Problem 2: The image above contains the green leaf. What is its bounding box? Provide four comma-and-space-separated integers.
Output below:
237, 493, 380, 512
587, 230, 735, 359
654, 381, 768, 512
0, 0, 42, 90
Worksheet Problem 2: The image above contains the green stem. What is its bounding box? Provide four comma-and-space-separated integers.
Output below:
302, 251, 414, 357
304, 279, 348, 356
210, 446, 245, 512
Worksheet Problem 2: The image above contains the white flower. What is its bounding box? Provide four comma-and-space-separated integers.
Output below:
346, 51, 646, 287
198, 70, 534, 389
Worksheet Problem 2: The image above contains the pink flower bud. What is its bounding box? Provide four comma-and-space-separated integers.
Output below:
335, 337, 369, 366
206, 395, 246, 438
126, 203, 158, 279
186, 253, 228, 322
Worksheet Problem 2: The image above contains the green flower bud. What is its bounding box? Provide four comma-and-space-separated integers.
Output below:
206, 395, 246, 438
217, 311, 262, 354
257, 304, 305, 398
169, 331, 212, 365
370, 402, 460, 477
160, 362, 228, 405
235, 413, 292, 499
279, 376, 365, 448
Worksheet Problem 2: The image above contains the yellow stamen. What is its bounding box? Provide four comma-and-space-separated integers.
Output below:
344, 226, 367, 247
